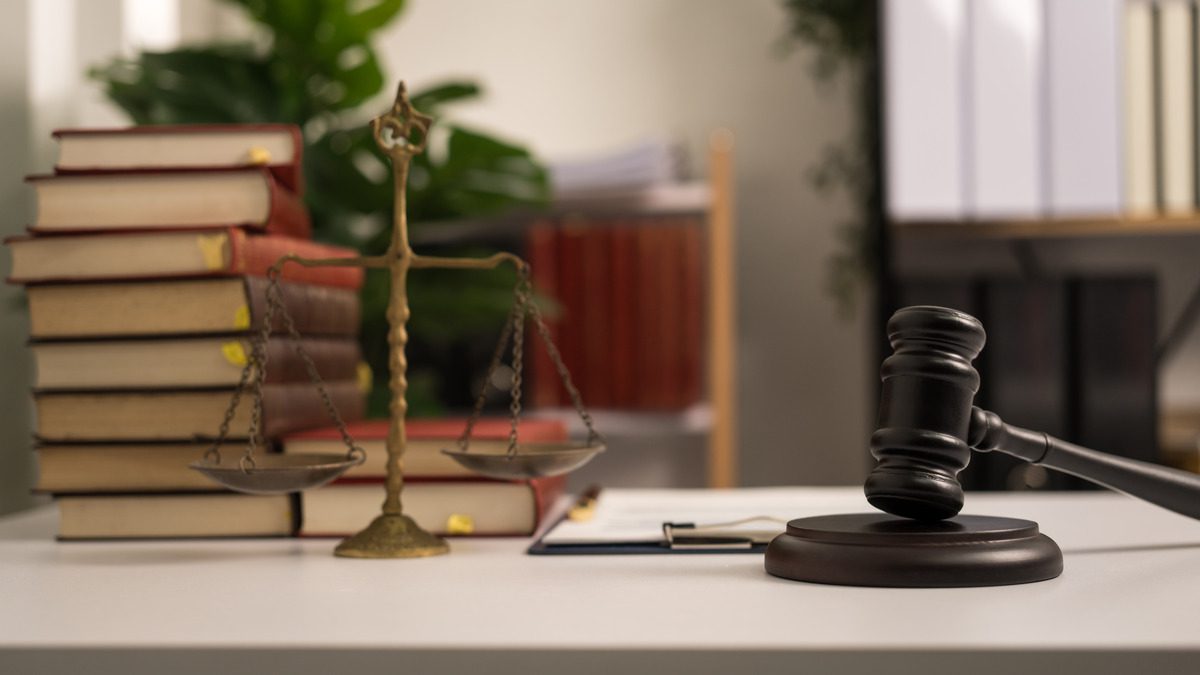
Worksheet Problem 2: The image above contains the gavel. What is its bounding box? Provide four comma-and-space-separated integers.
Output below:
865, 305, 1200, 522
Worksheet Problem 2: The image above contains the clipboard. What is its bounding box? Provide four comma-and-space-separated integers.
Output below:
527, 487, 788, 555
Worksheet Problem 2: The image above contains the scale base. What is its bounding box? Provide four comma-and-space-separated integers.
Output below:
334, 513, 450, 559
764, 513, 1063, 587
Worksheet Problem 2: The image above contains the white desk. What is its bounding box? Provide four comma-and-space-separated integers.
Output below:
2, 488, 1199, 674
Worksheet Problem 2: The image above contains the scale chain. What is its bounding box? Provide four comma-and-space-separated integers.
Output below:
202, 262, 364, 473
458, 293, 520, 452
458, 267, 603, 458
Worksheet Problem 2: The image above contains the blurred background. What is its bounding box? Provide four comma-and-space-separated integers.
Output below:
0, 0, 871, 516
3, 0, 1199, 518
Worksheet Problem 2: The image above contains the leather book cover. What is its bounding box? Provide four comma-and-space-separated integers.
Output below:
244, 277, 361, 337
261, 380, 366, 439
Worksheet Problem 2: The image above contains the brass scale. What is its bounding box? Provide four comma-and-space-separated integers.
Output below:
190, 83, 604, 558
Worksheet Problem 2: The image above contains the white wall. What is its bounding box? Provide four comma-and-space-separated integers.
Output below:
369, 0, 871, 485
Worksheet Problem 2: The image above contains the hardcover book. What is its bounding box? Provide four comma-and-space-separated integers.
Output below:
27, 168, 310, 238
34, 381, 365, 442
7, 229, 363, 289
56, 493, 297, 540
52, 124, 304, 193
36, 443, 230, 494
25, 277, 360, 339
300, 476, 566, 537
30, 337, 361, 390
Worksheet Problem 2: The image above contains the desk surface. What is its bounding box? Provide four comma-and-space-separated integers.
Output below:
3, 488, 1199, 674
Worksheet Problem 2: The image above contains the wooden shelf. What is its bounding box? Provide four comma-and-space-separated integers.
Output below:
892, 214, 1200, 240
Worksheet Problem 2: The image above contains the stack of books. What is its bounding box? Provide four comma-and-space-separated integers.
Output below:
284, 418, 568, 537
6, 125, 366, 539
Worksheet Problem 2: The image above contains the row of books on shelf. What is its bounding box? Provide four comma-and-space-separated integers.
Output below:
8, 123, 560, 540
885, 0, 1200, 221
525, 215, 704, 411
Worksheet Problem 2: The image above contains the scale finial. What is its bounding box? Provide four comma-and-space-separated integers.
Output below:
371, 81, 433, 159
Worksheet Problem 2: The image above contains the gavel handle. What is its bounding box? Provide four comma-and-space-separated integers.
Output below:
969, 407, 1200, 521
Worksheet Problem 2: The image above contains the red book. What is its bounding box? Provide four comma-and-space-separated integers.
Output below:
580, 225, 613, 407
608, 221, 639, 407
679, 218, 706, 407
298, 474, 566, 537
26, 167, 310, 239
282, 417, 568, 479
52, 124, 304, 194
525, 220, 562, 407
635, 220, 673, 409
554, 222, 588, 406
7, 228, 363, 289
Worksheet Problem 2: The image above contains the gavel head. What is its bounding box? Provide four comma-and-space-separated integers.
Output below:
864, 306, 986, 521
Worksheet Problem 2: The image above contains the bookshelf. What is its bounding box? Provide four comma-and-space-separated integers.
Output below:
544, 131, 739, 489
413, 133, 738, 488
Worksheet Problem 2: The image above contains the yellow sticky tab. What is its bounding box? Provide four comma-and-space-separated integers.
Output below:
195, 233, 228, 271
445, 514, 475, 535
233, 305, 251, 330
356, 362, 373, 394
221, 341, 248, 367
247, 146, 272, 165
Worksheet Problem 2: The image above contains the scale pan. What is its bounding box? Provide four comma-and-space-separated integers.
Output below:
189, 453, 363, 495
441, 441, 605, 480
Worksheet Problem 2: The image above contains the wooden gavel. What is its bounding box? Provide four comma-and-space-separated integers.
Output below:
865, 305, 1200, 522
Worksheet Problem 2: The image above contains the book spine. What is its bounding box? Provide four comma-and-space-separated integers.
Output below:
244, 277, 362, 337
608, 221, 638, 408
529, 474, 568, 530
580, 224, 613, 407
1124, 0, 1159, 214
234, 231, 365, 289
635, 219, 663, 409
526, 220, 562, 408
262, 171, 313, 239
1157, 0, 1195, 213
679, 217, 705, 407
282, 124, 304, 195
262, 380, 366, 439
263, 338, 362, 384
555, 222, 588, 407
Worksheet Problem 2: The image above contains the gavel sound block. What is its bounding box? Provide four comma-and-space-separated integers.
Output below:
765, 305, 1200, 587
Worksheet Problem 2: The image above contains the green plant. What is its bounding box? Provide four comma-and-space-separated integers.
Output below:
780, 0, 879, 317
90, 0, 549, 415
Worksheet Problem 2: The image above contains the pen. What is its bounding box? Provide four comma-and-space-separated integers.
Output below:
567, 484, 602, 522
